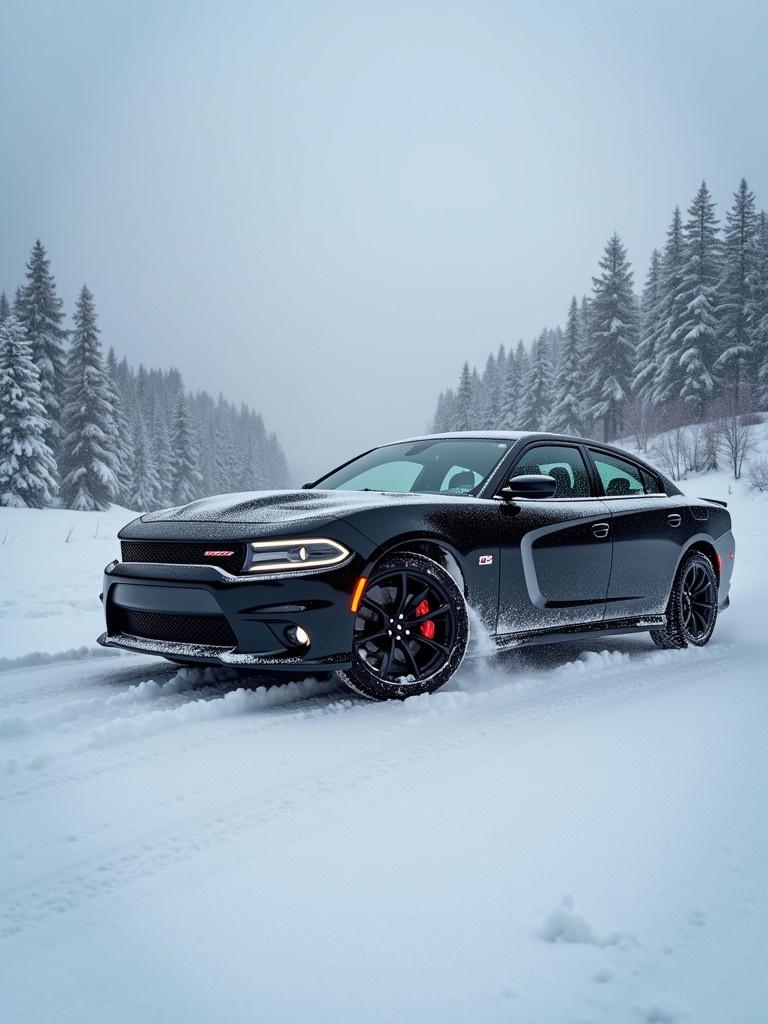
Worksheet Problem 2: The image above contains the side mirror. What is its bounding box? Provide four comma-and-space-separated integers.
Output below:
499, 474, 557, 502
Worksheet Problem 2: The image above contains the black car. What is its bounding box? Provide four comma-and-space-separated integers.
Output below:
98, 432, 735, 700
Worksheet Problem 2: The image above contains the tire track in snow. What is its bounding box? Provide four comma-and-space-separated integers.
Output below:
0, 641, 741, 939
0, 671, 208, 739
0, 657, 176, 711
0, 674, 340, 778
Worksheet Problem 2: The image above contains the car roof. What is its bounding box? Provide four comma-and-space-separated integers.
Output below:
391, 430, 628, 451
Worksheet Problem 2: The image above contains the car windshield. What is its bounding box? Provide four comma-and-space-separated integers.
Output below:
313, 438, 511, 495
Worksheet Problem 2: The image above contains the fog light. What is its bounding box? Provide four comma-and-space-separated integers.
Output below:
286, 625, 310, 647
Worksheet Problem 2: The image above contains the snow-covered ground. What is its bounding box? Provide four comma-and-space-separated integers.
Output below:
0, 505, 130, 662
1, 462, 767, 1022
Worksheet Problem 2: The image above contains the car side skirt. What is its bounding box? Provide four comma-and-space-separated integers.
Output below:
491, 614, 666, 653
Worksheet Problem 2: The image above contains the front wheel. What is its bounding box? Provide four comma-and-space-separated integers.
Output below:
651, 550, 718, 650
337, 553, 469, 700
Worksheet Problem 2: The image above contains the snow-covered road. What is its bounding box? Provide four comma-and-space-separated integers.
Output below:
1, 631, 767, 1023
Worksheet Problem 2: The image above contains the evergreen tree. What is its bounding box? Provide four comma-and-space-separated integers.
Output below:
17, 240, 68, 454
479, 351, 498, 428
130, 417, 161, 510
634, 250, 662, 399
750, 211, 768, 408
170, 396, 203, 503
716, 178, 759, 405
499, 343, 521, 428
548, 297, 583, 433
0, 315, 57, 507
452, 362, 474, 431
586, 233, 637, 440
59, 286, 119, 511
152, 413, 174, 504
651, 208, 687, 406
105, 348, 133, 506
0, 292, 10, 324
518, 333, 551, 430
675, 181, 722, 418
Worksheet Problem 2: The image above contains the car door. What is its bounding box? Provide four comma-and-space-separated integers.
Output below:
586, 447, 690, 619
496, 443, 613, 635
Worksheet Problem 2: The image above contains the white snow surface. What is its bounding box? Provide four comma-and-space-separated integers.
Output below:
1, 465, 768, 1022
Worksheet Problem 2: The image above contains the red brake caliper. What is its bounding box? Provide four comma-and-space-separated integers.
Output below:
415, 599, 435, 640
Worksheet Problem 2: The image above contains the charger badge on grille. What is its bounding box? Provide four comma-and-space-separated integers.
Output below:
204, 550, 235, 557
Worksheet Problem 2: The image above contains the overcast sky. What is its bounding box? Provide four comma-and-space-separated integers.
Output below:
1, 0, 767, 480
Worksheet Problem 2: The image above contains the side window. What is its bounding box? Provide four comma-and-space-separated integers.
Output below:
589, 450, 652, 496
640, 468, 664, 494
509, 445, 591, 498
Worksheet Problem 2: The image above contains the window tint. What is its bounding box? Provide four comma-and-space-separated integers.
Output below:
510, 445, 591, 498
589, 450, 656, 496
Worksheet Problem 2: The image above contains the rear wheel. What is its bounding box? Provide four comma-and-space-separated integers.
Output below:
651, 550, 718, 650
337, 553, 469, 700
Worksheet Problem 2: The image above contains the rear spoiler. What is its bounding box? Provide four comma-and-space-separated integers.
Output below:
699, 497, 728, 508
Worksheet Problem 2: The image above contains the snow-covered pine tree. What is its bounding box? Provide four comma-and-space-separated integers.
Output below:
0, 292, 10, 324
716, 178, 759, 406
105, 348, 133, 506
432, 391, 448, 432
548, 297, 583, 434
264, 431, 289, 487
0, 315, 57, 507
750, 211, 768, 408
479, 351, 497, 429
130, 417, 161, 511
651, 208, 687, 407
490, 344, 507, 428
213, 397, 238, 492
585, 233, 637, 440
518, 333, 552, 431
452, 362, 474, 431
245, 411, 268, 489
58, 286, 119, 511
674, 181, 722, 419
170, 396, 203, 504
435, 389, 456, 432
498, 344, 521, 429
16, 240, 68, 456
152, 413, 173, 505
633, 250, 662, 400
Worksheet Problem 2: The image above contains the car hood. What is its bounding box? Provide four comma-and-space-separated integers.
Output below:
139, 488, 462, 526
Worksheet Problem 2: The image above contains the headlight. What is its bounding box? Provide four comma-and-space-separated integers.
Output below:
244, 538, 351, 573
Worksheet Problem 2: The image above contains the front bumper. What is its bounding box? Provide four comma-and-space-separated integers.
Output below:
97, 558, 362, 670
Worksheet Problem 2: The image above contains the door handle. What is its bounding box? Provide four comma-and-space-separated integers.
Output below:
592, 522, 610, 539
667, 513, 682, 528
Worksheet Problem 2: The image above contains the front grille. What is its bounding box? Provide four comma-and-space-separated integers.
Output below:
121, 541, 246, 575
114, 608, 237, 647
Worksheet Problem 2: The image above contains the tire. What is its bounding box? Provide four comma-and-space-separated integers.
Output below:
651, 550, 718, 650
337, 553, 469, 700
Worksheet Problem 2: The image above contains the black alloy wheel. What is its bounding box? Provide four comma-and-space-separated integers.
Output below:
337, 553, 469, 700
652, 550, 718, 650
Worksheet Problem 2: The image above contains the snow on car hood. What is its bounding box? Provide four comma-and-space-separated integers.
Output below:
140, 488, 453, 525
